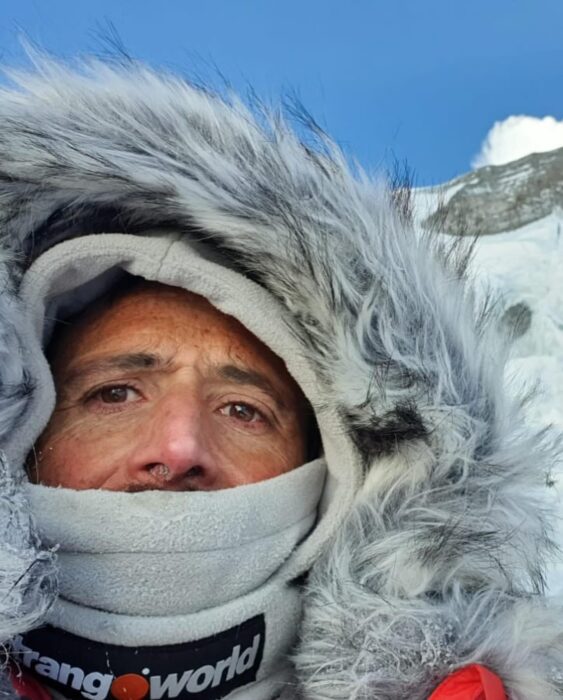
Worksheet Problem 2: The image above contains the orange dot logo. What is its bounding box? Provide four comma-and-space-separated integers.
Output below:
110, 674, 150, 700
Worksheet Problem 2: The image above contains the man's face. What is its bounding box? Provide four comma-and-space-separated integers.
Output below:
31, 281, 309, 491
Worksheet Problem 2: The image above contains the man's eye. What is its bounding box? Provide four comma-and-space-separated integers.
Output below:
91, 385, 139, 404
220, 402, 264, 424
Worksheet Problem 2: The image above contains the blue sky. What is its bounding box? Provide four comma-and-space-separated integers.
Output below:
0, 0, 561, 184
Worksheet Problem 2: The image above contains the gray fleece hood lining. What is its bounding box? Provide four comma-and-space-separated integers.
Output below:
16, 232, 360, 581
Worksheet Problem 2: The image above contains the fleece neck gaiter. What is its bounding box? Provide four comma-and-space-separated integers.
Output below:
17, 459, 325, 700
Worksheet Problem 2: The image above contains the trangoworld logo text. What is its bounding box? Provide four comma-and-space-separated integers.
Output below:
10, 616, 265, 700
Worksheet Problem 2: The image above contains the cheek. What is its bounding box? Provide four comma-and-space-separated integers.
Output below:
34, 413, 132, 489
211, 419, 308, 484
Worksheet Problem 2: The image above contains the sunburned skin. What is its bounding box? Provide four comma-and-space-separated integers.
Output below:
31, 281, 309, 491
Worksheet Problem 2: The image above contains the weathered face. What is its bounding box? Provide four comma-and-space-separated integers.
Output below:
31, 281, 309, 491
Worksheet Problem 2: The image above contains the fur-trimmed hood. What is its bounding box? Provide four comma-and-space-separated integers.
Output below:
0, 55, 562, 699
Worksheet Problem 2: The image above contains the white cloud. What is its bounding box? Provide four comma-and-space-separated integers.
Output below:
472, 115, 563, 169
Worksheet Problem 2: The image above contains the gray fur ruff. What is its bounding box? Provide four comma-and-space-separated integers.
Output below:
0, 55, 562, 699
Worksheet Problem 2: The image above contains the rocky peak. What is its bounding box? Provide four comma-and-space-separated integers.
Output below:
422, 146, 563, 236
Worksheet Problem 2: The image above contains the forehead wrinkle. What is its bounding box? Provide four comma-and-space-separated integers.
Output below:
63, 352, 173, 387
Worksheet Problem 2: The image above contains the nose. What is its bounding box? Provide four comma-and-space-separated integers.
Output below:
126, 390, 217, 490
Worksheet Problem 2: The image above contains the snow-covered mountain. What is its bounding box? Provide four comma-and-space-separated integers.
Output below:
416, 145, 563, 236
412, 149, 563, 594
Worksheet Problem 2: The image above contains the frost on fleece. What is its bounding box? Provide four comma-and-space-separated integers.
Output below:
0, 54, 561, 699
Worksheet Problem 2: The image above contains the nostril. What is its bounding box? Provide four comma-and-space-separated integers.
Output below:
148, 463, 171, 480
147, 463, 205, 481
185, 466, 204, 479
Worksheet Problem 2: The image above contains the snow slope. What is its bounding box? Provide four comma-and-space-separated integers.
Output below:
471, 212, 563, 594
413, 192, 563, 594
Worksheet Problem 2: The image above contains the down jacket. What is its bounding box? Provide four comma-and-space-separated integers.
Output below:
0, 54, 562, 700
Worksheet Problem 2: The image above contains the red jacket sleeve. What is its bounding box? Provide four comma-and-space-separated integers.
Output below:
9, 667, 52, 700
429, 664, 507, 700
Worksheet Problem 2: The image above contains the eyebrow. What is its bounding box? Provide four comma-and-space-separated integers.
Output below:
214, 364, 287, 410
62, 354, 287, 409
63, 352, 166, 387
